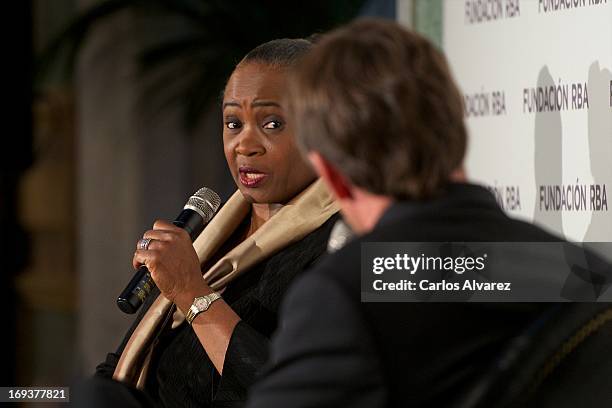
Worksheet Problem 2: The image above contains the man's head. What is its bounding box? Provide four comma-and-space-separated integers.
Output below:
289, 19, 467, 233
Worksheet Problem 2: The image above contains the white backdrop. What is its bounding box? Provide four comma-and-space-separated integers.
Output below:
427, 0, 612, 248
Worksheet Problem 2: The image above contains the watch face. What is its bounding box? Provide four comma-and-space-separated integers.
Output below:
194, 297, 210, 310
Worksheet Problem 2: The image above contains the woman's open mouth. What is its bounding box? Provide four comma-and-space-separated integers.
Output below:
238, 166, 268, 187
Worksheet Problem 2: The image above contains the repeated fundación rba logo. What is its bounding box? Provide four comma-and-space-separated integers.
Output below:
464, 0, 521, 24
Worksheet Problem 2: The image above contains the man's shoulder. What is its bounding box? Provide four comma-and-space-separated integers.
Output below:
297, 237, 363, 299
284, 242, 360, 304
288, 209, 572, 304
276, 248, 377, 357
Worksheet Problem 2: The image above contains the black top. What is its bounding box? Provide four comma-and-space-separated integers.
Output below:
244, 183, 608, 408
96, 212, 340, 408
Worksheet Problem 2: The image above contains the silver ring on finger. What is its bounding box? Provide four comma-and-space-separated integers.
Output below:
137, 238, 154, 251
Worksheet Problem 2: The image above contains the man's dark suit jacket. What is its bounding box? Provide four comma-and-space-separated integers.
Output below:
244, 183, 592, 408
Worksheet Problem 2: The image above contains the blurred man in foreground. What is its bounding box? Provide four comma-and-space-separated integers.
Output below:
244, 19, 612, 407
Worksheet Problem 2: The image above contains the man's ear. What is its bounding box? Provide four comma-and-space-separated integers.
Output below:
308, 151, 352, 200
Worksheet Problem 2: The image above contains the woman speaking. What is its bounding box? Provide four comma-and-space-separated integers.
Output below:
92, 38, 339, 407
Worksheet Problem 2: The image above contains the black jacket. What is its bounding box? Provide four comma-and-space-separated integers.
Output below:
245, 183, 602, 408
96, 212, 340, 408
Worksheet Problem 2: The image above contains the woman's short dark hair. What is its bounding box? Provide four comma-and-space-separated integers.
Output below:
240, 38, 314, 68
290, 19, 467, 200
221, 38, 314, 103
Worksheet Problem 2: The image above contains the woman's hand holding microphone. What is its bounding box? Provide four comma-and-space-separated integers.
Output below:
133, 219, 213, 313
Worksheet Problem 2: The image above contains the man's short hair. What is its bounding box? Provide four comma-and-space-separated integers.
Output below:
290, 18, 467, 200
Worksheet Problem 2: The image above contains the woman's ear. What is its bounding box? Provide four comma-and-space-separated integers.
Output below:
308, 151, 353, 200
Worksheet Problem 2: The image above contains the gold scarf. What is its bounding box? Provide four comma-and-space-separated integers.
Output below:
112, 179, 339, 388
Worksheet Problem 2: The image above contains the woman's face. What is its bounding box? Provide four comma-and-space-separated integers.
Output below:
223, 62, 316, 204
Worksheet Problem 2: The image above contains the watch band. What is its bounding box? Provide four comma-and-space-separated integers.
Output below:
185, 292, 222, 324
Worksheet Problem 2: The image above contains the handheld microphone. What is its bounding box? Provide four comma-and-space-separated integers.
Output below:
116, 187, 221, 314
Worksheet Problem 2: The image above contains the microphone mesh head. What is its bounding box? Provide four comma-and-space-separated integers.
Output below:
184, 187, 221, 222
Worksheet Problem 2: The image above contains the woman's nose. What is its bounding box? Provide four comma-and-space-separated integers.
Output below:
235, 126, 265, 157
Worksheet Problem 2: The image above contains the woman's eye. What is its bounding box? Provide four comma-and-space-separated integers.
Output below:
225, 120, 242, 130
263, 120, 282, 130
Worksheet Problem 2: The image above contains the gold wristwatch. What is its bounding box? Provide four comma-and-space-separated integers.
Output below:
185, 292, 222, 324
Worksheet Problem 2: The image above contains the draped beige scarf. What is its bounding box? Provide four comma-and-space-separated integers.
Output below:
112, 179, 339, 388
